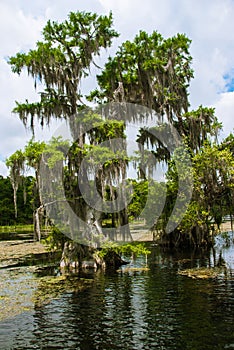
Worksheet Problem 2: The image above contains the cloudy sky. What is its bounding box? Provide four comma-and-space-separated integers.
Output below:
1, 0, 234, 176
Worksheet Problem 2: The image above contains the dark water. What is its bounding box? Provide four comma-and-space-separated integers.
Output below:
0, 235, 234, 350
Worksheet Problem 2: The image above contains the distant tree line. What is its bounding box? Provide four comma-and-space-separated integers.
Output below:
0, 175, 35, 226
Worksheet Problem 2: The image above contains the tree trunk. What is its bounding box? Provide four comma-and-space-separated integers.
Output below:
13, 185, 18, 219
34, 207, 41, 241
60, 241, 127, 271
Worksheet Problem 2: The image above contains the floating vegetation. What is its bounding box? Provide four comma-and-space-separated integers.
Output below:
0, 266, 38, 321
0, 237, 93, 321
178, 267, 221, 279
0, 239, 53, 268
33, 275, 94, 307
0, 266, 94, 321
117, 267, 150, 273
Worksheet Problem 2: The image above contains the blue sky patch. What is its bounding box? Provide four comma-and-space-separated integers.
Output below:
223, 71, 234, 92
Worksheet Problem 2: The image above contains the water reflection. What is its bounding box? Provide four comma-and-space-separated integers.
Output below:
0, 235, 234, 350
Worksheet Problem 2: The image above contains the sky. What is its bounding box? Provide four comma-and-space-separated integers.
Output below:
1, 0, 234, 176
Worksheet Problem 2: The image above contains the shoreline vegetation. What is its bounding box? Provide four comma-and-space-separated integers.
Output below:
0, 219, 232, 237
0, 221, 233, 269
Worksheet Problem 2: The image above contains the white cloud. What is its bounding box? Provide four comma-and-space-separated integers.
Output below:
44, 0, 103, 21
214, 92, 234, 138
0, 3, 45, 168
0, 2, 45, 55
0, 161, 8, 178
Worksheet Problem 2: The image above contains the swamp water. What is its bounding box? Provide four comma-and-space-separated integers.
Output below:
0, 233, 234, 350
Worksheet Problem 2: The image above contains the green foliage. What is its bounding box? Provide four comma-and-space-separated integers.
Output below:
43, 136, 70, 168
92, 119, 126, 143
94, 30, 193, 120
5, 150, 25, 169
164, 141, 234, 244
97, 241, 151, 259
24, 139, 45, 169
220, 132, 234, 155
6, 150, 26, 218
0, 175, 34, 226
127, 180, 148, 220
182, 106, 222, 151
220, 231, 233, 246
0, 176, 15, 225
41, 226, 66, 251
192, 142, 234, 225
8, 11, 119, 131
